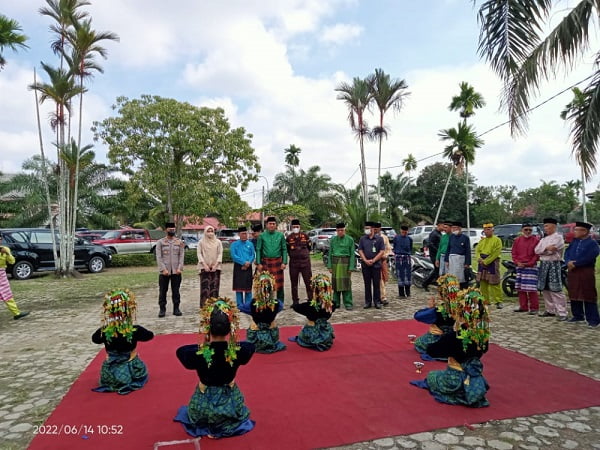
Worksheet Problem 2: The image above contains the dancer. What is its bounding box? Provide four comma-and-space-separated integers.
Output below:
92, 289, 154, 394
0, 234, 29, 320
411, 288, 490, 408
174, 297, 255, 438
289, 273, 336, 351
413, 274, 458, 360
241, 271, 286, 353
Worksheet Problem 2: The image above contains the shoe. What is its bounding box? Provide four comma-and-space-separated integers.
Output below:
539, 311, 556, 317
557, 316, 568, 321
375, 304, 382, 309
158, 309, 166, 318
528, 310, 539, 315
13, 311, 30, 320
173, 309, 182, 316
566, 317, 585, 324
588, 323, 599, 328
423, 285, 429, 292
345, 306, 353, 311
513, 308, 528, 312
496, 303, 504, 309
363, 304, 372, 309
381, 300, 389, 306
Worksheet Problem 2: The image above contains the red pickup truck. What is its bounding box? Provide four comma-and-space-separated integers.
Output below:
92, 229, 165, 255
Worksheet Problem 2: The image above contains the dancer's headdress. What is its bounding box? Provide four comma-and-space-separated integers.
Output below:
435, 274, 460, 319
453, 288, 491, 351
252, 271, 279, 312
100, 289, 137, 343
310, 273, 334, 313
197, 297, 241, 367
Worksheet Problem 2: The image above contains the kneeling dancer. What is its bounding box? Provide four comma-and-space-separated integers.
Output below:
290, 273, 336, 351
411, 288, 490, 407
174, 297, 255, 438
92, 289, 154, 394
240, 271, 286, 353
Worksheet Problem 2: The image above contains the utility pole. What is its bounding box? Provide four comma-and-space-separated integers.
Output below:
261, 185, 265, 226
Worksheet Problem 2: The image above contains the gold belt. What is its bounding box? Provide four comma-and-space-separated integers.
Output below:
199, 380, 235, 393
429, 324, 443, 335
447, 357, 463, 371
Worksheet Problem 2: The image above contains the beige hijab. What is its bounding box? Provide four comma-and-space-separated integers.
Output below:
197, 226, 222, 271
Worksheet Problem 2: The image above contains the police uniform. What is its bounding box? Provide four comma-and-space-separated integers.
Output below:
156, 235, 185, 316
286, 230, 312, 305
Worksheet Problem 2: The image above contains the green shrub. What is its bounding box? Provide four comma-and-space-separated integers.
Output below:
111, 249, 232, 268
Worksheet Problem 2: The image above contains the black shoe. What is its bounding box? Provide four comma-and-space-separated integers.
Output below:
13, 311, 30, 320
158, 309, 166, 318
513, 308, 528, 312
363, 304, 372, 309
538, 311, 556, 317
422, 285, 429, 292
173, 309, 182, 316
375, 304, 382, 309
345, 306, 353, 311
381, 300, 389, 306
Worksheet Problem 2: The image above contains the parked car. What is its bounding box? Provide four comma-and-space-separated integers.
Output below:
182, 235, 199, 249
494, 223, 543, 246
408, 225, 434, 247
559, 222, 600, 243
1, 228, 112, 280
380, 226, 397, 239
307, 227, 336, 251
75, 229, 111, 242
216, 228, 239, 249
462, 228, 484, 249
92, 228, 165, 254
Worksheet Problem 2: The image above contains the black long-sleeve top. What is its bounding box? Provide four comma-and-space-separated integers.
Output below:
292, 301, 335, 321
92, 325, 154, 352
176, 341, 255, 386
250, 301, 280, 325
426, 332, 487, 363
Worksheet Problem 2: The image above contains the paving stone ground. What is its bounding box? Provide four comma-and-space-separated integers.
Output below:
1, 261, 599, 450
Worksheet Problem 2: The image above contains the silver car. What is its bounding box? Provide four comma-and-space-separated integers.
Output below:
307, 228, 336, 251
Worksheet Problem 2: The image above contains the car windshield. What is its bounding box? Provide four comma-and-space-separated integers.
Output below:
100, 231, 120, 239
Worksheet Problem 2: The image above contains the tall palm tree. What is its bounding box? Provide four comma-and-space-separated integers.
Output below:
284, 144, 301, 203
0, 14, 28, 69
39, 0, 89, 56
448, 82, 485, 230
476, 0, 600, 180
402, 153, 417, 174
335, 77, 373, 211
368, 68, 410, 215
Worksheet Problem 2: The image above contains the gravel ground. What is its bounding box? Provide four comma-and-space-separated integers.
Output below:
0, 261, 599, 450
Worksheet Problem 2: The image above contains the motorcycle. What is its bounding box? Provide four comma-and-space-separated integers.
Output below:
501, 260, 568, 297
411, 252, 477, 289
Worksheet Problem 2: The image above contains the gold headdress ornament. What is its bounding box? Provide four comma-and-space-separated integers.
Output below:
435, 274, 460, 319
197, 297, 241, 367
252, 271, 278, 312
101, 289, 137, 343
453, 288, 491, 351
483, 223, 494, 228
310, 273, 334, 313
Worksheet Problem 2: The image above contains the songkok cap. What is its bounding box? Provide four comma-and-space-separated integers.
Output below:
400, 225, 409, 231
251, 224, 262, 232
373, 222, 382, 228
521, 223, 533, 228
237, 226, 248, 232
336, 222, 346, 229
364, 221, 374, 227
483, 223, 494, 228
165, 222, 176, 228
266, 216, 277, 223
452, 221, 462, 227
291, 219, 300, 226
542, 217, 558, 224
575, 221, 592, 230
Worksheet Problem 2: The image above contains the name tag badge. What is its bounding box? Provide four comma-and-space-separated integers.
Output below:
372, 245, 376, 253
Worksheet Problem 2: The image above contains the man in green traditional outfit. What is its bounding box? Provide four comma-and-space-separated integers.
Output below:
475, 223, 504, 308
327, 222, 356, 310
435, 222, 451, 276
256, 216, 288, 302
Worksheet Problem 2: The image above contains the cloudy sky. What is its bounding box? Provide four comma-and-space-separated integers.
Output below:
1, 0, 597, 209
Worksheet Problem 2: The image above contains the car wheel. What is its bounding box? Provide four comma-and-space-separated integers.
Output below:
88, 256, 106, 273
12, 261, 33, 280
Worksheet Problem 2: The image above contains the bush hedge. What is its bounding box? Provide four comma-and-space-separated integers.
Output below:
111, 249, 232, 268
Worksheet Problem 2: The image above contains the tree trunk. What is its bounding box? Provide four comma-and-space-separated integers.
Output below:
359, 134, 368, 215
434, 165, 454, 225
377, 134, 382, 216
465, 162, 470, 233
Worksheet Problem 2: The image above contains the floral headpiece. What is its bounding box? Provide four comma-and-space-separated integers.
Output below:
435, 274, 460, 319
453, 288, 491, 351
252, 271, 278, 312
100, 289, 137, 343
197, 297, 241, 367
310, 273, 334, 313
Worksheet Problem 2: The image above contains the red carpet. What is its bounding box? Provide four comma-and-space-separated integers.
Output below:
29, 320, 600, 450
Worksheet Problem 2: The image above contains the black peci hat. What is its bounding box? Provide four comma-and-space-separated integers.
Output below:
542, 218, 558, 225
575, 221, 592, 230
238, 226, 248, 232
266, 216, 277, 223
336, 222, 346, 229
291, 219, 300, 226
165, 222, 176, 228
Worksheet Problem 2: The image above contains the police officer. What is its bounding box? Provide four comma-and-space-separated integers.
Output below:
286, 219, 313, 306
156, 222, 185, 317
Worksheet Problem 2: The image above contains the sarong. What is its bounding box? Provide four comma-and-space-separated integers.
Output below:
0, 269, 13, 301
247, 323, 286, 353
331, 256, 351, 291
232, 263, 253, 292
414, 324, 452, 361
448, 254, 466, 282
567, 266, 597, 302
476, 255, 500, 284
200, 270, 221, 303
395, 254, 411, 287
410, 358, 489, 408
263, 257, 284, 291
297, 318, 334, 352
174, 383, 255, 438
92, 351, 149, 395
515, 266, 538, 292
537, 261, 563, 292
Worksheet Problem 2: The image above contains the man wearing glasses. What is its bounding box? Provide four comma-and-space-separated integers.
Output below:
512, 223, 541, 314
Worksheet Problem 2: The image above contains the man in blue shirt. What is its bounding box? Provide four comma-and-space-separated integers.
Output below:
230, 226, 256, 309
392, 225, 413, 298
358, 221, 386, 309
447, 221, 471, 289
564, 221, 600, 327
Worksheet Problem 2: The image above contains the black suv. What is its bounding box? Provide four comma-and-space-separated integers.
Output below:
494, 223, 543, 246
0, 228, 112, 280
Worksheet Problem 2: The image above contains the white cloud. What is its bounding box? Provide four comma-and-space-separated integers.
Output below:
320, 23, 364, 45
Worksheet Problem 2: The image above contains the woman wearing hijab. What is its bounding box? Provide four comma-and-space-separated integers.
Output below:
92, 289, 154, 394
197, 226, 223, 307
174, 297, 255, 438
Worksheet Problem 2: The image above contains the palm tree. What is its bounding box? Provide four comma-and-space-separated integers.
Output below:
39, 0, 90, 56
368, 68, 410, 215
402, 153, 417, 174
284, 144, 301, 203
335, 77, 373, 211
476, 1, 600, 180
0, 14, 28, 69
447, 82, 485, 230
